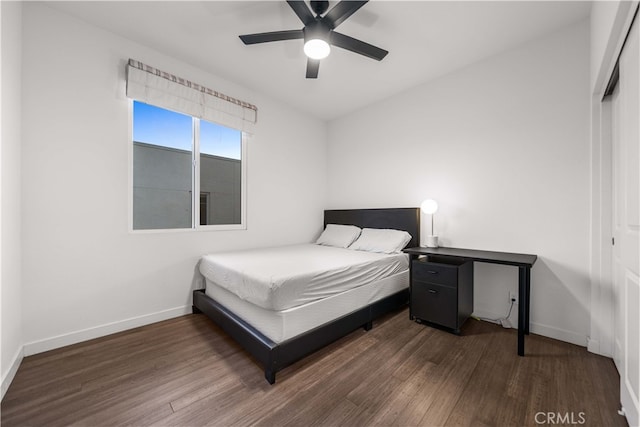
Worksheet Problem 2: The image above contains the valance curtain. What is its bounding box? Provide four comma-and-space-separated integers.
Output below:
126, 59, 257, 133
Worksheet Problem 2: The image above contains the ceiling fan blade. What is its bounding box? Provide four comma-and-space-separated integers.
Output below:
306, 58, 320, 78
286, 0, 315, 26
239, 29, 304, 45
322, 1, 368, 29
330, 31, 388, 61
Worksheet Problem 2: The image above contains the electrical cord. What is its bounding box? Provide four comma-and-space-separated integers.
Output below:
472, 298, 515, 329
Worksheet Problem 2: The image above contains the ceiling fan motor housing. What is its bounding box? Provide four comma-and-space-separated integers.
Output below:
303, 21, 330, 44
310, 0, 329, 16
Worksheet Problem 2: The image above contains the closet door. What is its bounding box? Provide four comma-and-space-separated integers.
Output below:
612, 14, 640, 427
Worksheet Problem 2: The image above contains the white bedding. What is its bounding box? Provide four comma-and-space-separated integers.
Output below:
199, 244, 408, 311
205, 270, 408, 343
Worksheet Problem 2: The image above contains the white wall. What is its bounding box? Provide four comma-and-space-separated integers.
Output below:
20, 3, 327, 354
327, 21, 591, 346
1, 0, 24, 399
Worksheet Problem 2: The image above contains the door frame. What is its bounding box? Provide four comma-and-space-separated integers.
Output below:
590, 0, 638, 359
591, 3, 640, 426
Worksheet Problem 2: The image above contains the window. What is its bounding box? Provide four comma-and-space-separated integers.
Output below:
132, 101, 245, 231
126, 59, 255, 231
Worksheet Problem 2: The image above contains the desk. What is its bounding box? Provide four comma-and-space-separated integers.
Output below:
403, 246, 537, 356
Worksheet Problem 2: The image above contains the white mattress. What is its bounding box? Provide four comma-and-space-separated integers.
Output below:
205, 269, 408, 343
199, 244, 408, 311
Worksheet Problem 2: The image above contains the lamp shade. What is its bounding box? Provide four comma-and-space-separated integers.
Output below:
421, 199, 438, 215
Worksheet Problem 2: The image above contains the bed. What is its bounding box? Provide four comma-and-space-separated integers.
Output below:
192, 208, 420, 384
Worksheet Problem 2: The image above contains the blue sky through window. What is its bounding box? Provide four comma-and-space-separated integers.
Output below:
200, 119, 241, 160
133, 101, 241, 160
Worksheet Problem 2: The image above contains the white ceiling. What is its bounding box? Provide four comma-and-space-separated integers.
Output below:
48, 1, 591, 121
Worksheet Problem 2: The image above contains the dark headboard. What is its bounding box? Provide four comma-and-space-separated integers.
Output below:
324, 208, 421, 249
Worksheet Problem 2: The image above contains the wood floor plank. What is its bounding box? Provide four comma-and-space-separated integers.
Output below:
442, 325, 520, 426
252, 316, 422, 427
366, 360, 438, 426
263, 320, 414, 424
3, 341, 238, 425
415, 333, 489, 426
346, 321, 426, 406
584, 355, 624, 427
215, 334, 379, 427
310, 398, 363, 427
1, 311, 627, 427
391, 325, 454, 381
3, 316, 217, 406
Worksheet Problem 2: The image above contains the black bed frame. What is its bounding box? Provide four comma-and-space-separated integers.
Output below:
192, 207, 421, 384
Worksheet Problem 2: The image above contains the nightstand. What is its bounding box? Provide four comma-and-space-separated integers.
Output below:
408, 254, 474, 334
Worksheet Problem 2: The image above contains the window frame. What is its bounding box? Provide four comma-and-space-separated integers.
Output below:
128, 99, 247, 233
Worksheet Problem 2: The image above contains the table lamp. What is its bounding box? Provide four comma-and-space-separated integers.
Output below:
421, 199, 439, 248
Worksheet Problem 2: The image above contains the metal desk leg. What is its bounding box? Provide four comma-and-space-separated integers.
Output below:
518, 266, 527, 356
524, 265, 531, 335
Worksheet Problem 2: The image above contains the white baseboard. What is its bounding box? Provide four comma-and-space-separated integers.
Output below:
587, 337, 614, 358
24, 305, 191, 357
472, 309, 588, 347
2, 346, 24, 401
587, 337, 605, 355
530, 321, 587, 347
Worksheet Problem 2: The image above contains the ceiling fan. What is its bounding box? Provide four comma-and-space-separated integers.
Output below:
239, 0, 388, 79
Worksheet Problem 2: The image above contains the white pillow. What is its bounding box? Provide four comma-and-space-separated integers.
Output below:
315, 224, 362, 248
348, 228, 412, 254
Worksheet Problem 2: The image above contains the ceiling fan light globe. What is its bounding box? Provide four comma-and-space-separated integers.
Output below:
304, 39, 331, 60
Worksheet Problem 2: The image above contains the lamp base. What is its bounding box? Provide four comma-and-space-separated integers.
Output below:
425, 235, 439, 248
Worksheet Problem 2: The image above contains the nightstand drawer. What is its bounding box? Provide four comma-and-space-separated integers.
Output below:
412, 260, 459, 287
411, 282, 457, 329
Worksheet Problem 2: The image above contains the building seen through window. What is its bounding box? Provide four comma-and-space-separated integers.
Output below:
132, 101, 243, 230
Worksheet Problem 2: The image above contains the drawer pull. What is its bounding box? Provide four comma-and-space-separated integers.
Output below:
428, 289, 438, 294
427, 270, 439, 275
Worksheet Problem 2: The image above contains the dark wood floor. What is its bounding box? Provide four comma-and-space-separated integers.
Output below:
1, 308, 627, 427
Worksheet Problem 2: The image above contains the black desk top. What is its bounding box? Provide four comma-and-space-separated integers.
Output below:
403, 246, 537, 267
